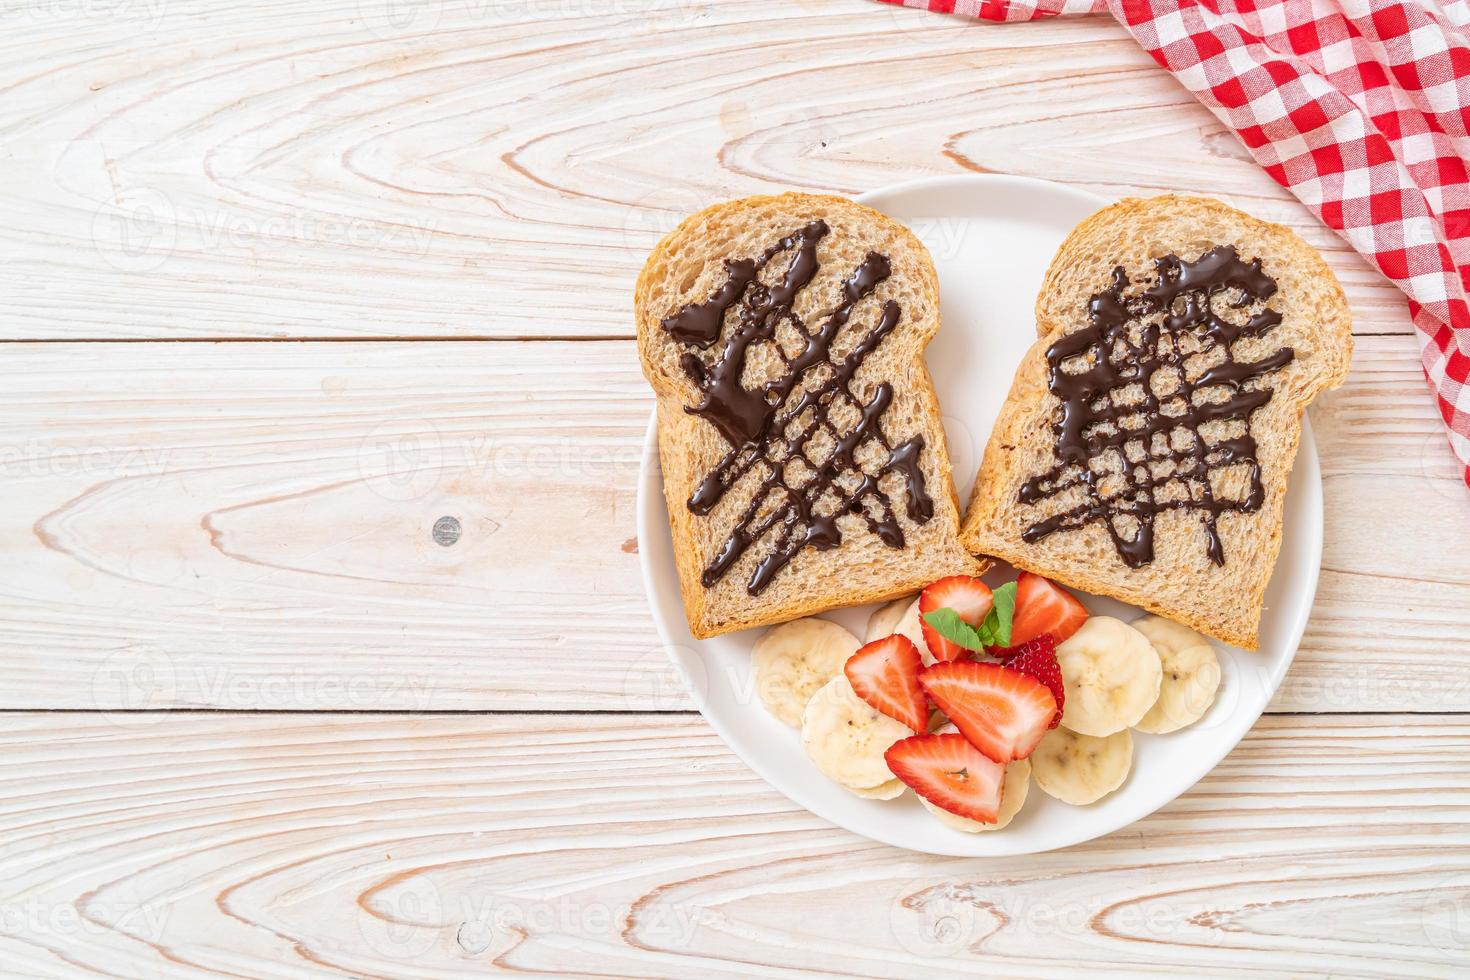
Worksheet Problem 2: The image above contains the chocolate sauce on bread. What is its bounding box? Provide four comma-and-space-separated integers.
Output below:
1019, 245, 1294, 568
659, 220, 932, 596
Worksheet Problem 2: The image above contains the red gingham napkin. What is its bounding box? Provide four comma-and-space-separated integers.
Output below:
880, 0, 1470, 489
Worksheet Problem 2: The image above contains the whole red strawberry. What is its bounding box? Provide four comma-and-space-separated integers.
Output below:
1000, 634, 1064, 729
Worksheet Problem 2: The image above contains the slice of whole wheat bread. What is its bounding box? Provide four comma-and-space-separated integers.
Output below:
961, 195, 1352, 650
636, 193, 984, 639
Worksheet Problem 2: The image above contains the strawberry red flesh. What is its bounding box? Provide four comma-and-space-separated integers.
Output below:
844, 634, 928, 733
884, 732, 1005, 823
918, 575, 994, 663
1010, 572, 1088, 646
1000, 634, 1064, 729
919, 661, 1056, 763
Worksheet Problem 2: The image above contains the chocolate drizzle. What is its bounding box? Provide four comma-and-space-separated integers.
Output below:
660, 219, 933, 596
1019, 245, 1294, 568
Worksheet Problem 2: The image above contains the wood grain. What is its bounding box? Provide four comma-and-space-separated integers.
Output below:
0, 712, 1462, 978
0, 340, 657, 712
0, 336, 1460, 712
0, 0, 1413, 340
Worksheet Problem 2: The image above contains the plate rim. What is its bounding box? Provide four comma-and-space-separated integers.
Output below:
635, 172, 1323, 855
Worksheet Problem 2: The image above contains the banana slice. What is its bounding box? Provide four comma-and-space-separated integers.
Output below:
1054, 616, 1162, 736
753, 618, 862, 728
1131, 616, 1221, 734
1030, 727, 1132, 805
851, 779, 906, 800
916, 724, 1029, 831
866, 595, 915, 643
801, 674, 912, 789
893, 599, 937, 666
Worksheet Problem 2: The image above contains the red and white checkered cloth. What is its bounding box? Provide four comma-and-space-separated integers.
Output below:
881, 0, 1470, 489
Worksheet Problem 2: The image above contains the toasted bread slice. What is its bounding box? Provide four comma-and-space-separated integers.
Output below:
636, 193, 984, 639
961, 196, 1351, 649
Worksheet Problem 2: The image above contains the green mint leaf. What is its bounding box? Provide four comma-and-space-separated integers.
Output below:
921, 608, 987, 652
988, 581, 1018, 647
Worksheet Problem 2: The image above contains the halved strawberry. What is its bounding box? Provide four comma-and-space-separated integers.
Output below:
1010, 572, 1088, 646
844, 635, 927, 733
1000, 634, 1064, 729
918, 575, 993, 663
884, 732, 1005, 823
919, 661, 1056, 763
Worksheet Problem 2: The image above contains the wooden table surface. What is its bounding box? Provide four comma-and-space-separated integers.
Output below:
2, 0, 1467, 976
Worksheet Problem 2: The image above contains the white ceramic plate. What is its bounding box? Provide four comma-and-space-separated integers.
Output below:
636, 174, 1322, 856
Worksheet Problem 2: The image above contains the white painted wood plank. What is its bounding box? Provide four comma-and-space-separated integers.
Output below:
0, 337, 1460, 712
0, 0, 1412, 339
1290, 335, 1470, 714
0, 712, 1462, 977
0, 340, 658, 711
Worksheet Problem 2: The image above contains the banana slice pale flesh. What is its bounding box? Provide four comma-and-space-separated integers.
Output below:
1030, 726, 1133, 805
1054, 616, 1162, 736
850, 779, 906, 800
1131, 615, 1222, 734
753, 618, 862, 728
892, 599, 937, 666
866, 595, 915, 643
801, 674, 912, 789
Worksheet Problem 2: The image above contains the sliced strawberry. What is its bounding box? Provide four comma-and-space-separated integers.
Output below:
844, 635, 927, 733
918, 575, 993, 663
884, 732, 1005, 823
1010, 572, 1088, 646
1000, 634, 1064, 729
919, 661, 1056, 763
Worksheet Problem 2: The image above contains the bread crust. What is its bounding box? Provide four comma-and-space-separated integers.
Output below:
960, 195, 1352, 650
637, 193, 985, 638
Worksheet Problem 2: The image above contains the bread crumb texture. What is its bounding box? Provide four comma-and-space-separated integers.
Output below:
960, 195, 1352, 650
636, 194, 984, 638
